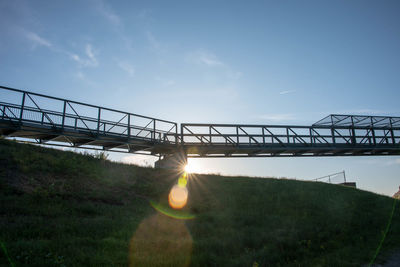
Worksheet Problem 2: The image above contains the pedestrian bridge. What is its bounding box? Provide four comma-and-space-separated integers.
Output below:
1, 85, 399, 167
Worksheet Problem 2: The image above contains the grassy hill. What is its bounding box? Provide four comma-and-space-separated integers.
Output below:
0, 139, 399, 266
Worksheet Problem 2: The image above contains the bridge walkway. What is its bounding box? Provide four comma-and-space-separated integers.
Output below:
1, 86, 399, 158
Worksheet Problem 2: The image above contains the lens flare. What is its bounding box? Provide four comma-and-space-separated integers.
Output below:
129, 213, 193, 267
178, 176, 187, 187
169, 184, 188, 209
150, 201, 195, 220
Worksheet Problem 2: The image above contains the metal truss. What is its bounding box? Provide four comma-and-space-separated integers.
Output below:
0, 86, 178, 156
314, 114, 400, 128
178, 122, 400, 157
1, 85, 400, 158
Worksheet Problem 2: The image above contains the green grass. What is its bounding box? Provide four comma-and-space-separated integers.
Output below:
0, 139, 399, 266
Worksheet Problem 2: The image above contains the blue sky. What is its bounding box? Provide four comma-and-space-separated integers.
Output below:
1, 0, 399, 196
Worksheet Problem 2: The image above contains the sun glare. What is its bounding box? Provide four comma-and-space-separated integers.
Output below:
184, 163, 193, 173
184, 160, 200, 173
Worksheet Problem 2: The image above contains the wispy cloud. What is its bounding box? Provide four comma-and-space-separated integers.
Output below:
24, 31, 52, 48
74, 71, 97, 87
95, 0, 121, 26
200, 54, 223, 66
93, 0, 138, 52
257, 113, 296, 122
85, 44, 98, 65
70, 44, 98, 67
117, 61, 135, 76
146, 31, 161, 50
187, 49, 224, 66
279, 89, 296, 95
20, 27, 99, 68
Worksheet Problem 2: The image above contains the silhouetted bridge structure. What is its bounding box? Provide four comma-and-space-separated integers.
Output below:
1, 86, 399, 167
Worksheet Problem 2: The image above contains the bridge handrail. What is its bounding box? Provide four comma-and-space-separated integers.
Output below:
1, 85, 399, 156
181, 122, 400, 130
313, 114, 400, 128
0, 86, 176, 125
178, 123, 399, 146
0, 102, 175, 133
0, 86, 178, 142
0, 103, 178, 144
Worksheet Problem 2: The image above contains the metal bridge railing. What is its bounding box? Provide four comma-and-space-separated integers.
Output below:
177, 123, 400, 147
313, 114, 400, 128
1, 85, 400, 157
0, 86, 178, 143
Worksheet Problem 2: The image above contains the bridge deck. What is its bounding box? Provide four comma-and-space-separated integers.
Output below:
0, 86, 178, 155
177, 123, 400, 157
1, 86, 399, 157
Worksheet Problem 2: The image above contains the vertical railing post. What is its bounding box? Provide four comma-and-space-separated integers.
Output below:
371, 118, 376, 146
128, 114, 131, 138
153, 120, 156, 141
286, 128, 290, 143
19, 92, 26, 122
271, 130, 274, 144
367, 129, 371, 145
331, 127, 336, 144
390, 118, 395, 144
180, 124, 184, 145
262, 127, 265, 146
1, 105, 5, 120
97, 107, 101, 135
351, 127, 356, 145
61, 100, 67, 129
209, 126, 212, 144
385, 130, 389, 144
175, 123, 178, 143
350, 117, 356, 144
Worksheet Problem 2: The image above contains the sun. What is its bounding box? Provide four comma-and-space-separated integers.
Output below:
183, 159, 199, 174
184, 162, 194, 173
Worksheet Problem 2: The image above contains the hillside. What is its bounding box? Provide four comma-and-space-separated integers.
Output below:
0, 139, 399, 267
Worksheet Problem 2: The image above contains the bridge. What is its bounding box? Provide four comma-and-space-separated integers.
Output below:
1, 86, 399, 168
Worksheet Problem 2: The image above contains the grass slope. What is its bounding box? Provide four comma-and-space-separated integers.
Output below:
0, 139, 399, 266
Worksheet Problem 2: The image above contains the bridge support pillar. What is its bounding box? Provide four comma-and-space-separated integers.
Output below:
154, 151, 187, 170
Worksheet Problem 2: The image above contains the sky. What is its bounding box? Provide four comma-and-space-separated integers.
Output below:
0, 0, 399, 196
